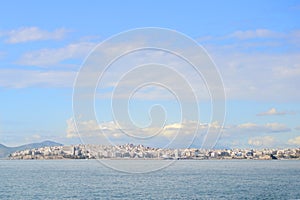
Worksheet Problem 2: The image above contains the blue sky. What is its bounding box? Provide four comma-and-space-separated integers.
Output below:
0, 1, 300, 148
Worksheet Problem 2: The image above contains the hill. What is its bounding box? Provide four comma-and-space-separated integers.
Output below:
0, 141, 63, 158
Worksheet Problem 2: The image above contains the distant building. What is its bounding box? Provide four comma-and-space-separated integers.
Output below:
62, 146, 74, 155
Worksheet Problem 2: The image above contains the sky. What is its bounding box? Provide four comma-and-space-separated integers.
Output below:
0, 0, 300, 149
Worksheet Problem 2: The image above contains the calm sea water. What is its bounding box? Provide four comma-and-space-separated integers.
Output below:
0, 160, 299, 199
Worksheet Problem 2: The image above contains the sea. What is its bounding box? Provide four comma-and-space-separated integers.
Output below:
0, 160, 299, 199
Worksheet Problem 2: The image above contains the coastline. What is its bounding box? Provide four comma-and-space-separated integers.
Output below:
8, 144, 300, 161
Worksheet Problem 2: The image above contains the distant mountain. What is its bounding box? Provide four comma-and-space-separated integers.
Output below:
0, 141, 63, 158
0, 144, 10, 158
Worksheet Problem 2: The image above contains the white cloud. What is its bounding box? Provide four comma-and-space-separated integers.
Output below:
288, 136, 300, 145
234, 122, 291, 133
65, 117, 292, 148
66, 117, 125, 139
17, 42, 95, 67
66, 117, 225, 148
67, 119, 291, 140
162, 121, 210, 138
273, 65, 300, 78
0, 69, 76, 88
257, 108, 295, 116
220, 122, 291, 139
257, 108, 282, 116
248, 136, 275, 147
198, 29, 300, 102
66, 117, 215, 139
229, 29, 282, 40
7, 28, 300, 103
199, 29, 300, 48
265, 123, 291, 133
1, 41, 95, 88
212, 51, 300, 101
79, 45, 221, 102
237, 122, 258, 129
80, 35, 300, 102
2, 27, 68, 43
66, 118, 76, 138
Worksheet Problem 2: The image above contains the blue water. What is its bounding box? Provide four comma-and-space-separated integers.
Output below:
0, 160, 299, 199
